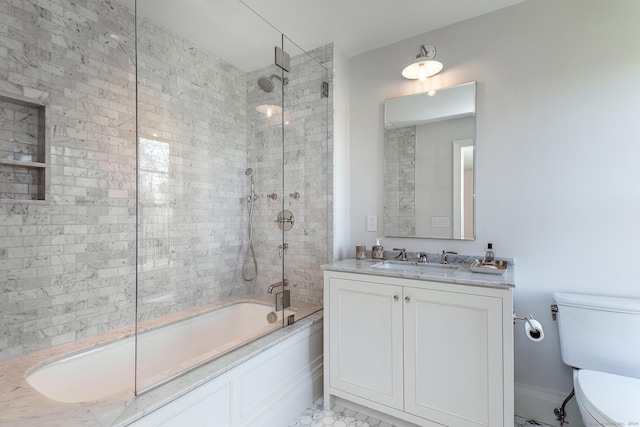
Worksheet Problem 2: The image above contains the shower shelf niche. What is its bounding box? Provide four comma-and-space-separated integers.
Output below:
0, 93, 48, 202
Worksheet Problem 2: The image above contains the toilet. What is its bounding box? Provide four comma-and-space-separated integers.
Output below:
554, 292, 640, 426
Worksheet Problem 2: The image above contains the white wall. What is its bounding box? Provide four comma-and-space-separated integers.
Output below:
347, 0, 640, 421
333, 46, 351, 261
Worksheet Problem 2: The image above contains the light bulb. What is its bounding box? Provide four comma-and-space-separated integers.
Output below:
417, 64, 428, 82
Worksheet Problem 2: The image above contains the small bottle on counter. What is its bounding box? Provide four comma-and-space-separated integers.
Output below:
372, 238, 384, 260
484, 243, 495, 263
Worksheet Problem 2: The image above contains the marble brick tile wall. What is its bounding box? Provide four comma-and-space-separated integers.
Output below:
284, 45, 333, 306
0, 0, 332, 361
246, 45, 333, 307
135, 14, 249, 322
0, 0, 137, 360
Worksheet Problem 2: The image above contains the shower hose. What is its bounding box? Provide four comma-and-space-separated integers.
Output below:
242, 194, 258, 281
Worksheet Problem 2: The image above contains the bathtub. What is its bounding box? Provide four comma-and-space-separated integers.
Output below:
26, 302, 295, 403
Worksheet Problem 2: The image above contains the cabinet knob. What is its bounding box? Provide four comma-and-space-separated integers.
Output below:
393, 295, 399, 301
405, 296, 411, 302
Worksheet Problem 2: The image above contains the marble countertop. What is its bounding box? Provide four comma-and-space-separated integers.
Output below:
0, 295, 322, 427
322, 257, 515, 289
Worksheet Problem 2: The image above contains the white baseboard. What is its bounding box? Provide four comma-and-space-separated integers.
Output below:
515, 383, 583, 427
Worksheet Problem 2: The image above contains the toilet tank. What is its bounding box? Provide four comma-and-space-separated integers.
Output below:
554, 292, 640, 379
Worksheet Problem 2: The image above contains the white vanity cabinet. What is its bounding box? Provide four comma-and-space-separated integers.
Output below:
323, 270, 514, 427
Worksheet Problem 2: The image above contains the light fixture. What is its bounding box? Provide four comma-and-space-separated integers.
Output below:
401, 44, 443, 81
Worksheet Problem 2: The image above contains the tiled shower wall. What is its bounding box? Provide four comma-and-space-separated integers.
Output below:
246, 45, 333, 306
0, 0, 332, 361
135, 15, 249, 321
0, 0, 137, 360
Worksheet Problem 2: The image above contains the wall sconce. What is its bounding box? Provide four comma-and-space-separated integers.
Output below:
401, 44, 443, 81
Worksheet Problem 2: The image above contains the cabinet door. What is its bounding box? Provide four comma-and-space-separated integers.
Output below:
404, 287, 503, 427
329, 277, 404, 409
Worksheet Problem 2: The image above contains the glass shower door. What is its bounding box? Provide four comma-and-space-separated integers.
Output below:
134, 0, 329, 395
134, 0, 286, 393
278, 37, 331, 324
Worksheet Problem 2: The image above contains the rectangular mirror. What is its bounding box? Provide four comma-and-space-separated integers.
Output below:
383, 81, 476, 240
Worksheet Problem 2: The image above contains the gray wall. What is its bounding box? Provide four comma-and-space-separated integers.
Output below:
346, 0, 640, 421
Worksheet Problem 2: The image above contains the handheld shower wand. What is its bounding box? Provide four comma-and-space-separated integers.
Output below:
245, 168, 256, 201
242, 168, 258, 281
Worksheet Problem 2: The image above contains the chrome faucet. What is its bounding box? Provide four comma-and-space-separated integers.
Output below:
416, 252, 428, 263
441, 250, 458, 264
268, 279, 289, 294
393, 248, 407, 261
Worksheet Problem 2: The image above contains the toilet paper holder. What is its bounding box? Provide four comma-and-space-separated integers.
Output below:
513, 312, 541, 338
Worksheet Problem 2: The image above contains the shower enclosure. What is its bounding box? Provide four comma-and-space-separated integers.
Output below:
135, 0, 330, 392
0, 0, 330, 421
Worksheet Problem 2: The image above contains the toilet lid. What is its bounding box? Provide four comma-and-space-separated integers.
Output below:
576, 369, 640, 424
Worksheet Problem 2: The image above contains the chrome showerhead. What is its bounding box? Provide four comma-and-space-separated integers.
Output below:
257, 76, 275, 93
257, 74, 289, 93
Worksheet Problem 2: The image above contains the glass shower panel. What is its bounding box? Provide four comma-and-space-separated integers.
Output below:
246, 38, 286, 327
280, 37, 331, 323
135, 0, 285, 393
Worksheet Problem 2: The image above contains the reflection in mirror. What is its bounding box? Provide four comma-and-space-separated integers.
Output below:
383, 81, 476, 240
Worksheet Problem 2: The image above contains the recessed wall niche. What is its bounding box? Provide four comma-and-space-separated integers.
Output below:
0, 94, 48, 201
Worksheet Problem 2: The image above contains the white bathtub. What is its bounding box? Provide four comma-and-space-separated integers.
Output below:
26, 302, 294, 403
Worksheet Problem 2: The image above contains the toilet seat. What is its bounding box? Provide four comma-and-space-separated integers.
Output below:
574, 369, 640, 425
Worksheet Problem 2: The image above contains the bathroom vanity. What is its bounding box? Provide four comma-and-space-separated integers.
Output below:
323, 258, 515, 427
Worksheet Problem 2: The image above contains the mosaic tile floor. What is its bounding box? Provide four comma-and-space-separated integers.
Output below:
289, 398, 556, 427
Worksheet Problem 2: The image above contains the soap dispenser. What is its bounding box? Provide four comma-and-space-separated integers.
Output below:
372, 238, 384, 260
484, 243, 495, 263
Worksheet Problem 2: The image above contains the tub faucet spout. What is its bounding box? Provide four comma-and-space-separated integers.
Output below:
268, 279, 289, 294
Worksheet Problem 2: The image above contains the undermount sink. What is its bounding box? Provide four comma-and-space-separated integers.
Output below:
371, 260, 459, 275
